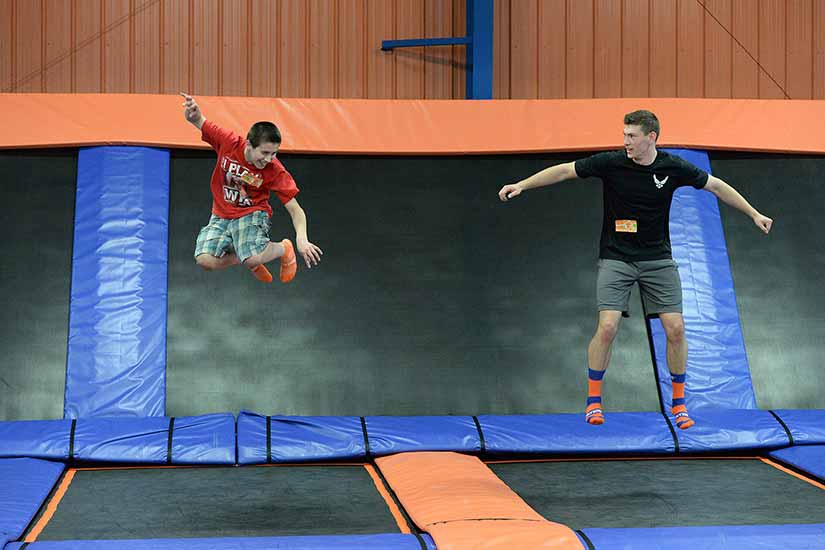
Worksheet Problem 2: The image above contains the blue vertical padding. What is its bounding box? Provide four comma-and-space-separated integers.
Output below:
650, 149, 756, 410
465, 0, 493, 99
64, 146, 169, 418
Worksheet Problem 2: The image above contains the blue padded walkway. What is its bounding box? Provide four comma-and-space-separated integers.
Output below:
10, 410, 825, 463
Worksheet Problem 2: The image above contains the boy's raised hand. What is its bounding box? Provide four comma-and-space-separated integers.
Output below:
180, 92, 204, 127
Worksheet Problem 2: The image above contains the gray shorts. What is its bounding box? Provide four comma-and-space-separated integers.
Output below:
194, 210, 271, 263
597, 258, 683, 316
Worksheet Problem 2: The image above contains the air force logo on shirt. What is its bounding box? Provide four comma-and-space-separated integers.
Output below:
653, 174, 669, 189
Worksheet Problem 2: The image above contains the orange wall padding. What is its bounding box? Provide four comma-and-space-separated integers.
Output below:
1, 94, 824, 155
376, 452, 583, 550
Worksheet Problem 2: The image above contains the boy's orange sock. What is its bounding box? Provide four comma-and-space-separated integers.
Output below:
249, 264, 273, 283
279, 239, 297, 283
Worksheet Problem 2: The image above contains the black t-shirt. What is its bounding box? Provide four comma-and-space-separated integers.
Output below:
574, 150, 709, 261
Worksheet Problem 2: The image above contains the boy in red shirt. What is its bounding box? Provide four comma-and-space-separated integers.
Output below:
181, 93, 322, 283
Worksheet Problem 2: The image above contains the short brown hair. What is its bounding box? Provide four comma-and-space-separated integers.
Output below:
247, 121, 282, 147
624, 110, 660, 140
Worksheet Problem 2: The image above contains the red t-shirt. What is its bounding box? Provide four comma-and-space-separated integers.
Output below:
201, 120, 299, 219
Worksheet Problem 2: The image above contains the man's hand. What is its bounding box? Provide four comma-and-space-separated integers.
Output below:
753, 213, 773, 234
498, 183, 523, 201
180, 92, 205, 128
296, 237, 323, 268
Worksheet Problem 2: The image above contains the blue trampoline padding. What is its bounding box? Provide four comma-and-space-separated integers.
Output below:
365, 416, 482, 456
771, 409, 825, 445
73, 416, 169, 463
65, 146, 170, 419
770, 445, 825, 482
478, 413, 675, 455
169, 413, 236, 465
0, 458, 64, 542
675, 409, 789, 453
237, 411, 365, 464
580, 524, 825, 549
4, 534, 437, 549
650, 149, 756, 411
0, 420, 72, 460
73, 414, 235, 464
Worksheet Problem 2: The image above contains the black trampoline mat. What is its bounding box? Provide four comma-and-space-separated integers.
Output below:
35, 465, 403, 540
490, 458, 825, 529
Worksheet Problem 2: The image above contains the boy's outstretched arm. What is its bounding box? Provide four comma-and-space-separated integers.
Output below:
180, 92, 206, 130
284, 198, 324, 268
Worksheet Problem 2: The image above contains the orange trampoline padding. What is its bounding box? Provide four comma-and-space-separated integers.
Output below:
429, 520, 585, 550
1, 94, 825, 155
376, 452, 583, 550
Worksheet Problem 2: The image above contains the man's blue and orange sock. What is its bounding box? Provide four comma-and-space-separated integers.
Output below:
671, 373, 694, 429
585, 368, 605, 425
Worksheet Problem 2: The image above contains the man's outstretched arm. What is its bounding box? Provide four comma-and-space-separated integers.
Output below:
704, 175, 773, 234
498, 162, 579, 201
180, 92, 206, 130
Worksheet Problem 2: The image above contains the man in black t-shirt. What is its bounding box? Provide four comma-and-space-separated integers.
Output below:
498, 110, 772, 429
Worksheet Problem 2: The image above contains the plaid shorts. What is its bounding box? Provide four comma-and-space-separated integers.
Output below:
194, 210, 271, 263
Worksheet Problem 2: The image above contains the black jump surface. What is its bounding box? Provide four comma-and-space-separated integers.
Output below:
709, 153, 825, 410
490, 458, 825, 529
166, 152, 655, 417
32, 465, 404, 540
0, 150, 75, 421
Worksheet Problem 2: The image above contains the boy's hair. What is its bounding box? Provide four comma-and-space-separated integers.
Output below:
623, 110, 660, 140
247, 121, 282, 147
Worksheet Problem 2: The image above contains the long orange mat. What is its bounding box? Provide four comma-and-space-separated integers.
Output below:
376, 452, 583, 550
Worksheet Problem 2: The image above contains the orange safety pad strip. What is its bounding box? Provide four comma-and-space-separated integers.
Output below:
1, 94, 824, 154
363, 463, 412, 534
376, 452, 583, 550
24, 468, 77, 543
73, 462, 367, 471
759, 457, 825, 490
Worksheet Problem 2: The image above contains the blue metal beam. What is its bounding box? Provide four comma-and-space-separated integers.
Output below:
379, 0, 493, 99
381, 37, 471, 50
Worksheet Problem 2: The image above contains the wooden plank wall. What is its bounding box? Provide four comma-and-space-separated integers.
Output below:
1, 0, 822, 99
